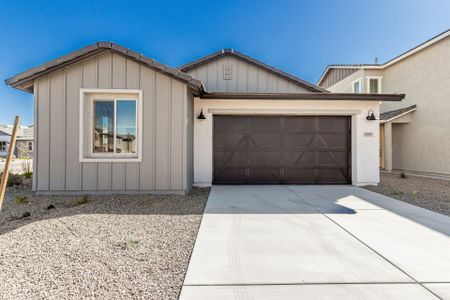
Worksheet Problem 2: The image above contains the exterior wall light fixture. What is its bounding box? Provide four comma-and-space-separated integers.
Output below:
366, 109, 377, 121
197, 109, 206, 120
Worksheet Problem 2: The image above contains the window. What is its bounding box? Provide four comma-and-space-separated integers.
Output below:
0, 141, 7, 151
79, 89, 142, 162
367, 77, 382, 94
352, 79, 362, 93
28, 141, 33, 151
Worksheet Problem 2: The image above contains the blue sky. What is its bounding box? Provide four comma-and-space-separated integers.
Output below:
1, 0, 449, 125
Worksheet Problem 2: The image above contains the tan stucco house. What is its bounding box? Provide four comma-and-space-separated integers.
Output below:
318, 29, 450, 178
5, 43, 403, 194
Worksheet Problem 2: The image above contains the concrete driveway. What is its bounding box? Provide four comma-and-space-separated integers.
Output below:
180, 185, 450, 299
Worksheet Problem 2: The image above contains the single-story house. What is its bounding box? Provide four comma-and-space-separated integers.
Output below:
318, 29, 450, 178
0, 125, 34, 158
5, 43, 403, 194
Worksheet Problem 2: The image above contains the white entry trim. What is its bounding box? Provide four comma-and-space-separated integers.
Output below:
207, 108, 362, 115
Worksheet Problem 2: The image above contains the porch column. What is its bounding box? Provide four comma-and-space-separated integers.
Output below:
384, 122, 393, 171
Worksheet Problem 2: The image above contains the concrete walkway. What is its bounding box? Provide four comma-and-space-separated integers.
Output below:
180, 185, 450, 299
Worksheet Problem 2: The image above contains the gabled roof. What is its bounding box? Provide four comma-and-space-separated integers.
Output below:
180, 49, 328, 93
318, 28, 450, 87
0, 125, 34, 139
5, 42, 204, 94
380, 105, 417, 123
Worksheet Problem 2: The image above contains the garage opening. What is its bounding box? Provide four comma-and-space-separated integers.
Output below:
213, 115, 351, 184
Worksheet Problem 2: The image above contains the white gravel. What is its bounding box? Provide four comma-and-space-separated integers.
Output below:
0, 186, 209, 300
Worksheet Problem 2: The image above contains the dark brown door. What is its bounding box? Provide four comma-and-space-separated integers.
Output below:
213, 115, 351, 184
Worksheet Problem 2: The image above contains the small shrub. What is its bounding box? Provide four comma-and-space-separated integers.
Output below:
0, 172, 24, 187
400, 171, 407, 179
391, 190, 404, 196
15, 195, 29, 204
77, 195, 89, 205
20, 160, 33, 176
23, 172, 33, 179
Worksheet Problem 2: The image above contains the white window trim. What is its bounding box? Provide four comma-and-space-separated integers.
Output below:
79, 88, 143, 163
366, 76, 383, 94
351, 78, 362, 93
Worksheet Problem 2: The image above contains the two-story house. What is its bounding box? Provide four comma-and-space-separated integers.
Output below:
318, 29, 450, 178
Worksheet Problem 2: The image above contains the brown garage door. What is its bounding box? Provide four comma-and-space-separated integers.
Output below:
213, 115, 351, 184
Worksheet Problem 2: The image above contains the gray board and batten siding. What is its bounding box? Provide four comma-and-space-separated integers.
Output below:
182, 50, 324, 93
33, 51, 194, 194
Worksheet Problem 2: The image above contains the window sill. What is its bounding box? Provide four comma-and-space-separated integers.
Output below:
80, 157, 141, 163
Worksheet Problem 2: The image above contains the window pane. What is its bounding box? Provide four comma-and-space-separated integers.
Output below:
93, 101, 114, 153
353, 81, 360, 93
369, 79, 379, 94
116, 100, 137, 154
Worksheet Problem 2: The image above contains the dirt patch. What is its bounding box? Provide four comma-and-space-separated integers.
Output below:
364, 172, 450, 216
0, 186, 209, 300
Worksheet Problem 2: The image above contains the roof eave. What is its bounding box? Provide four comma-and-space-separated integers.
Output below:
200, 92, 405, 101
5, 42, 203, 94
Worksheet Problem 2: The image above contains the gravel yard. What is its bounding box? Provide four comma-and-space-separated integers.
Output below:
0, 186, 209, 300
364, 172, 450, 216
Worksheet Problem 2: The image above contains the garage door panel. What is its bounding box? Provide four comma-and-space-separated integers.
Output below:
214, 151, 247, 167
284, 117, 315, 131
248, 133, 280, 148
249, 151, 281, 165
283, 133, 315, 148
214, 116, 351, 184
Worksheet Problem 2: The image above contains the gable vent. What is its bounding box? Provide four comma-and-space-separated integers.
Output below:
223, 65, 233, 80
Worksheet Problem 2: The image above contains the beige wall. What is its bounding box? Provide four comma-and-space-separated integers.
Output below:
186, 55, 311, 93
327, 69, 365, 93
382, 37, 450, 175
33, 52, 192, 194
327, 36, 450, 175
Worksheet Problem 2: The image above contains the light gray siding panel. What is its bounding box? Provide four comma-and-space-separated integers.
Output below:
257, 68, 267, 92
49, 70, 66, 190
236, 59, 248, 92
81, 56, 98, 190
33, 51, 191, 193
125, 59, 140, 190
170, 80, 184, 189
111, 54, 126, 190
186, 92, 194, 189
96, 52, 112, 190
207, 61, 218, 91
32, 81, 38, 190
139, 66, 156, 190
36, 77, 50, 190
155, 73, 171, 189
277, 77, 288, 92
216, 57, 227, 92
267, 73, 278, 92
186, 54, 312, 93
65, 65, 82, 190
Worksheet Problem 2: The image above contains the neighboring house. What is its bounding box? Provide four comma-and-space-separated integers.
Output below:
0, 125, 34, 158
318, 29, 450, 178
5, 43, 403, 194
